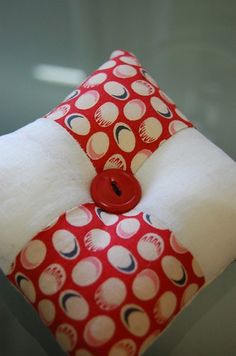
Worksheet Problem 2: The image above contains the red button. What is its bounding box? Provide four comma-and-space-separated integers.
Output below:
90, 169, 142, 214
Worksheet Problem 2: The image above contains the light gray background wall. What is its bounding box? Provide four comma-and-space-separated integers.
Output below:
0, 0, 235, 355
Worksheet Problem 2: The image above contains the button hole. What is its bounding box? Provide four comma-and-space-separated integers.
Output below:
110, 179, 122, 196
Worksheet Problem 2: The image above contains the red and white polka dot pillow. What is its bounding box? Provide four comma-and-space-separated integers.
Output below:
3, 50, 236, 356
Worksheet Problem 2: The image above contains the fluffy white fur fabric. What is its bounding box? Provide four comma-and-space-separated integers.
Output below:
136, 127, 236, 282
0, 118, 235, 285
0, 118, 95, 273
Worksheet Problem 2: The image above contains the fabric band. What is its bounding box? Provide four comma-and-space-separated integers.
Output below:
45, 50, 193, 174
7, 203, 205, 355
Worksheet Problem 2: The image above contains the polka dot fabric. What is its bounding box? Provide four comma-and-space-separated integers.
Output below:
7, 203, 205, 355
44, 49, 193, 173
7, 50, 203, 355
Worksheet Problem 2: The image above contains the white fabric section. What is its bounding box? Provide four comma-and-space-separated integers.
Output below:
136, 128, 236, 282
0, 119, 96, 273
0, 118, 235, 283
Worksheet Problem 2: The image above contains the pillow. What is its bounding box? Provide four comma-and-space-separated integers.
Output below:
1, 49, 236, 356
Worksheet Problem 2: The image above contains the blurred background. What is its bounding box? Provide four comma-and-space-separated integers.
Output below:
0, 0, 235, 355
